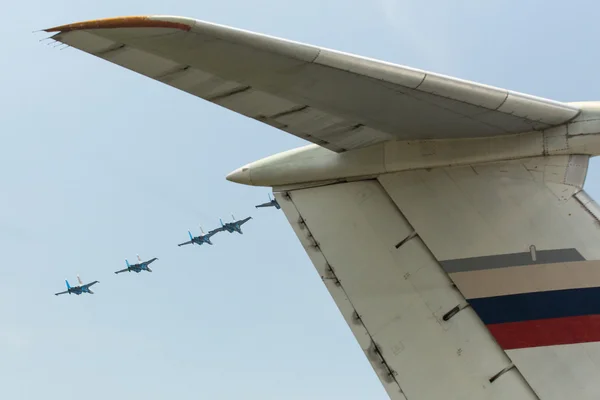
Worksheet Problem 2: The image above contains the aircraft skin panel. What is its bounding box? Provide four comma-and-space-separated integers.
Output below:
273, 188, 409, 400
378, 155, 600, 399
274, 181, 538, 400
45, 15, 581, 152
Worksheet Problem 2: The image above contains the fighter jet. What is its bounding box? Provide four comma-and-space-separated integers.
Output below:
178, 226, 219, 247
255, 193, 280, 210
114, 255, 158, 274
55, 275, 99, 296
218, 214, 252, 234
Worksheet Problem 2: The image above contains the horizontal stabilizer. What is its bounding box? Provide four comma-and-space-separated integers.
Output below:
45, 15, 581, 152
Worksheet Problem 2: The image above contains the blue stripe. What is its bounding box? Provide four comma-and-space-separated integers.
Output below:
469, 286, 600, 325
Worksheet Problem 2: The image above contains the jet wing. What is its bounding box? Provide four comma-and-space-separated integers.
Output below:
44, 16, 580, 152
274, 154, 600, 399
114, 268, 129, 274
178, 240, 193, 247
54, 290, 69, 296
238, 217, 252, 225
82, 281, 99, 289
144, 257, 158, 265
255, 202, 272, 208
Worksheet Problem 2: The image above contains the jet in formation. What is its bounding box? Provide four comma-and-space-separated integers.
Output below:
255, 194, 280, 210
115, 255, 158, 274
178, 227, 218, 247
55, 275, 99, 296
218, 215, 252, 234
56, 213, 254, 295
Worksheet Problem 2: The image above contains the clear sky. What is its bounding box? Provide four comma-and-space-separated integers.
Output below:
2, 1, 600, 399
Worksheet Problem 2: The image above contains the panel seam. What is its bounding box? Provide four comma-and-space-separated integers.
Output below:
374, 178, 541, 398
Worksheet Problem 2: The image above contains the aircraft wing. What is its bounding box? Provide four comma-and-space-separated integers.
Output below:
209, 227, 225, 234
44, 16, 580, 152
255, 202, 273, 208
144, 257, 158, 265
239, 217, 252, 225
274, 154, 600, 400
114, 268, 129, 274
178, 240, 193, 247
54, 290, 69, 296
82, 281, 99, 289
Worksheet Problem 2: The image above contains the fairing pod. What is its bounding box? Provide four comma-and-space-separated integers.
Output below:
226, 130, 600, 188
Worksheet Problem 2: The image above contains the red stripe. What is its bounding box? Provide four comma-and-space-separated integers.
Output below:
488, 315, 600, 350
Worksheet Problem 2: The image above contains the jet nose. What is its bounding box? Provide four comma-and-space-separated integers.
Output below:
226, 165, 252, 185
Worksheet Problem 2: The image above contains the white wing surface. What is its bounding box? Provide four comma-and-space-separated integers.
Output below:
274, 155, 600, 400
44, 16, 580, 152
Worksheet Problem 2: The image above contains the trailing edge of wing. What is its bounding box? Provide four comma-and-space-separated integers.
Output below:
44, 15, 581, 152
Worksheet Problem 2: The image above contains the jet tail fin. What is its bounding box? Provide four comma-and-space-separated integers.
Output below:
126, 259, 130, 268
77, 275, 83, 285
188, 230, 193, 240
65, 280, 71, 290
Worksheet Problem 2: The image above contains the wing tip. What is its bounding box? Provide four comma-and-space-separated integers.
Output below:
43, 15, 193, 33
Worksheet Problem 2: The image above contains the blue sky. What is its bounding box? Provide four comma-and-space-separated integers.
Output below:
2, 1, 600, 399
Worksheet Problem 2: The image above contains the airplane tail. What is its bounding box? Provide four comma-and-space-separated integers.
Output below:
188, 230, 193, 240
65, 280, 71, 290
147, 267, 153, 273
77, 275, 83, 285
220, 218, 224, 227
126, 259, 130, 268
88, 289, 94, 294
137, 254, 142, 263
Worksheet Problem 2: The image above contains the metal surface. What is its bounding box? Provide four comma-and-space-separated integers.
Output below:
379, 156, 600, 399
46, 15, 581, 152
276, 181, 537, 400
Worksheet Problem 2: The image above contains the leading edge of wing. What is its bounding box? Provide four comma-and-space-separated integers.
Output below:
43, 15, 581, 142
